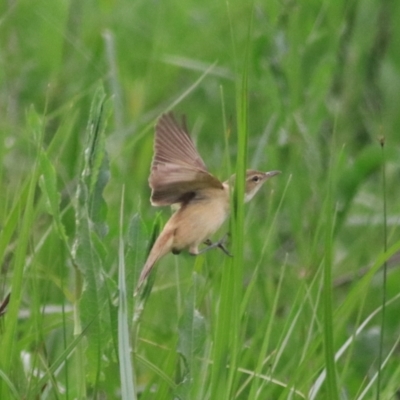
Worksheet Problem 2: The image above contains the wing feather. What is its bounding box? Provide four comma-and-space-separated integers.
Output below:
149, 113, 223, 206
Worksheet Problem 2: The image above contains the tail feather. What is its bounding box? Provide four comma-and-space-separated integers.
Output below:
135, 229, 174, 294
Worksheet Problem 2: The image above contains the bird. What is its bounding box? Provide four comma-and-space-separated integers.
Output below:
135, 113, 280, 293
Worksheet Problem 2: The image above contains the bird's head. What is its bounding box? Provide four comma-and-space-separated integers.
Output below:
225, 170, 281, 203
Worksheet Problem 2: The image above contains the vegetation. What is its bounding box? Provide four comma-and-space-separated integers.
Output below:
1, 0, 400, 398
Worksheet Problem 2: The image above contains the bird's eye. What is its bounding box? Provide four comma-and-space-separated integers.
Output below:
252, 176, 260, 182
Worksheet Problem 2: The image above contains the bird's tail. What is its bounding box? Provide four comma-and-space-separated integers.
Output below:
134, 229, 173, 295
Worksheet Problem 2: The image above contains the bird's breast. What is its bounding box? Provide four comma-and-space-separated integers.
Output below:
168, 187, 230, 250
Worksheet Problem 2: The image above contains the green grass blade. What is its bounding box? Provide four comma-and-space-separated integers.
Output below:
322, 152, 339, 399
38, 147, 69, 245
118, 186, 136, 399
376, 137, 387, 399
28, 326, 89, 398
71, 83, 112, 394
0, 109, 42, 398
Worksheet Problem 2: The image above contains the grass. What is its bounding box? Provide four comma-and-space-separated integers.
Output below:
1, 0, 400, 399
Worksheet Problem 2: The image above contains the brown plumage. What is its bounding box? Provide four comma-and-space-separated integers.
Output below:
149, 113, 223, 206
135, 113, 280, 293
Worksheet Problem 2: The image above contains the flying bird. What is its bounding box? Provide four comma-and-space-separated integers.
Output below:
135, 113, 280, 293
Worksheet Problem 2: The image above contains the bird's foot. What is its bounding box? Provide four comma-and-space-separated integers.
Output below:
202, 234, 232, 257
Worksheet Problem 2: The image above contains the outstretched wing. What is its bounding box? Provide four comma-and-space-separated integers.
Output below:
149, 113, 223, 206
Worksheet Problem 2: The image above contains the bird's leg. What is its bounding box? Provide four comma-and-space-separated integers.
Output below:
201, 234, 232, 257
216, 233, 233, 257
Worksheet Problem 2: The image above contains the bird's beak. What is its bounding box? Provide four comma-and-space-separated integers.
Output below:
264, 170, 281, 179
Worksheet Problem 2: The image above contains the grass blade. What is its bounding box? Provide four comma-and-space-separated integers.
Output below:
118, 186, 136, 399
376, 136, 387, 399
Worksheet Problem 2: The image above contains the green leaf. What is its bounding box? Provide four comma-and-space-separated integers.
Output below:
176, 277, 207, 399
177, 283, 207, 364
38, 150, 68, 242
78, 84, 112, 238
71, 83, 112, 388
0, 109, 41, 396
117, 188, 137, 399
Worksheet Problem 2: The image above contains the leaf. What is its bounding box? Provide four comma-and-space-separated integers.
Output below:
175, 277, 207, 399
71, 83, 112, 386
78, 84, 112, 238
177, 278, 207, 369
38, 150, 68, 242
117, 188, 136, 399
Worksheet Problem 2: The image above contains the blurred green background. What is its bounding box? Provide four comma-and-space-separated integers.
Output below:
1, 0, 400, 398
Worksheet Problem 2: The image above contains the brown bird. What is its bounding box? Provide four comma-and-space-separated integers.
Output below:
135, 113, 280, 292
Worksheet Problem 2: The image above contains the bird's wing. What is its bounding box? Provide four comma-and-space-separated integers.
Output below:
149, 113, 223, 206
